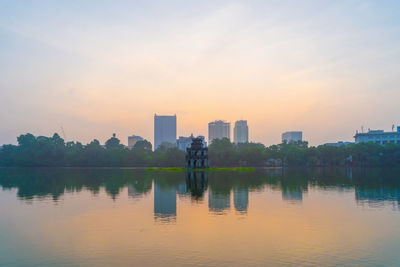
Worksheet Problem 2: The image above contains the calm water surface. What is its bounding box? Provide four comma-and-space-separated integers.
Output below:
1, 167, 400, 266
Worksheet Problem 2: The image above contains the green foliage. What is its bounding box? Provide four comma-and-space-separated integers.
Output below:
134, 140, 152, 151
1, 133, 400, 167
208, 138, 237, 166
152, 145, 185, 167
0, 133, 185, 167
105, 136, 122, 149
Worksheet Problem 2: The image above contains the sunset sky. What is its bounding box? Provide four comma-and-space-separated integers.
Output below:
1, 0, 400, 146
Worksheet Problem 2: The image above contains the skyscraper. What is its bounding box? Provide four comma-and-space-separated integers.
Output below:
234, 120, 248, 144
154, 114, 177, 150
208, 120, 230, 144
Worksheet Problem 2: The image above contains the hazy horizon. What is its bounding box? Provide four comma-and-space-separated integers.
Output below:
1, 0, 400, 146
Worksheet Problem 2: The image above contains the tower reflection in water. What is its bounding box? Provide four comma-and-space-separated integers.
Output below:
185, 171, 208, 200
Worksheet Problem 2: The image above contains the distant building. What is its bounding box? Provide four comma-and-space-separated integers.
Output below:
208, 120, 230, 144
324, 141, 354, 147
282, 131, 302, 143
354, 127, 400, 145
177, 135, 207, 151
234, 120, 248, 144
154, 114, 177, 150
127, 135, 144, 149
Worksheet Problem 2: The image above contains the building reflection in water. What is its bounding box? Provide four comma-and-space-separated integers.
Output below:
233, 188, 248, 214
185, 171, 208, 200
2, 167, 400, 214
208, 189, 230, 214
355, 188, 400, 208
281, 188, 303, 203
280, 168, 308, 204
154, 182, 177, 223
128, 184, 142, 199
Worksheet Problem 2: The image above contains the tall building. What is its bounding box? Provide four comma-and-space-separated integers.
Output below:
208, 120, 230, 144
234, 120, 248, 144
282, 131, 303, 143
154, 114, 177, 150
354, 127, 400, 145
127, 135, 144, 149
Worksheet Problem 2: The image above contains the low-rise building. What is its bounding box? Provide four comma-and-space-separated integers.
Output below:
324, 141, 354, 147
354, 127, 400, 145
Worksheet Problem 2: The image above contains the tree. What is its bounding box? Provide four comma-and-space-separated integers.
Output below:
133, 140, 152, 151
105, 135, 122, 149
237, 142, 267, 166
208, 138, 237, 166
17, 133, 36, 148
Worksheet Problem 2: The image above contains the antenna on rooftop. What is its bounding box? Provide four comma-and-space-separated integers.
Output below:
60, 126, 67, 140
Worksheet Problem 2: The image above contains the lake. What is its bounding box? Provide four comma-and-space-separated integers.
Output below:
1, 167, 400, 266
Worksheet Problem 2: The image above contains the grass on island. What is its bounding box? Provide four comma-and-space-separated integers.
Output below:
146, 167, 255, 172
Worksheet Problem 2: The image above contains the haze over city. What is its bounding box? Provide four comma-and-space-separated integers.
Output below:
1, 0, 400, 146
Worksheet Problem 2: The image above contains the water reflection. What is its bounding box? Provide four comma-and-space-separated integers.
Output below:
233, 188, 248, 214
1, 167, 400, 215
185, 171, 208, 200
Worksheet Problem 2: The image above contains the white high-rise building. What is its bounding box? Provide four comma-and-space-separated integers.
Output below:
282, 131, 303, 143
234, 120, 248, 144
154, 114, 177, 150
208, 120, 230, 144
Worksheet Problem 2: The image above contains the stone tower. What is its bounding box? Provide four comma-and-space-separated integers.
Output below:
185, 137, 209, 169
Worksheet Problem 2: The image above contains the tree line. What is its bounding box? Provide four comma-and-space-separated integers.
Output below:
209, 138, 400, 167
0, 133, 183, 167
0, 133, 400, 167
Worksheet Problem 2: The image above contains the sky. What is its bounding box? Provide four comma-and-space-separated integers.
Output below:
1, 0, 400, 146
